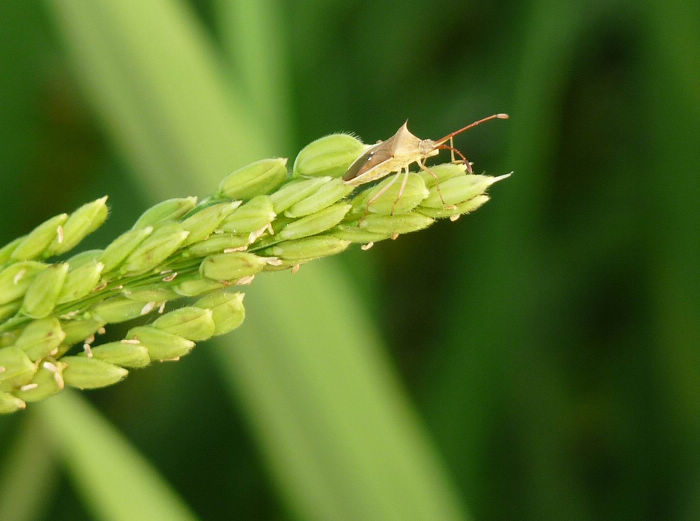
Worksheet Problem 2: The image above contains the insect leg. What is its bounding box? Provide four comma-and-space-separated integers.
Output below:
418, 160, 457, 210
436, 144, 472, 173
359, 171, 402, 224
390, 168, 410, 215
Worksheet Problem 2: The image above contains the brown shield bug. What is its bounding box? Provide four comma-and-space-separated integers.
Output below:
344, 113, 509, 215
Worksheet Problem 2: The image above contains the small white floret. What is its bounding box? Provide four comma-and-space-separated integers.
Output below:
13, 269, 26, 285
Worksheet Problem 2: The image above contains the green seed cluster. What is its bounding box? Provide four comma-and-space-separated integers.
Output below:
0, 132, 508, 414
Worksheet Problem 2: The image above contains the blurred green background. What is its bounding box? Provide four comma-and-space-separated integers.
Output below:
1, 1, 698, 520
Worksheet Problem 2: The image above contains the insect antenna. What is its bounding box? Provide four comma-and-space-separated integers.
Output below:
433, 113, 509, 146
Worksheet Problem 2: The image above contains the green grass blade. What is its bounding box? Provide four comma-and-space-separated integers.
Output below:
213, 0, 292, 151
38, 392, 199, 521
0, 414, 57, 521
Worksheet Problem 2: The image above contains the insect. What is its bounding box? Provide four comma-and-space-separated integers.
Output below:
343, 113, 509, 214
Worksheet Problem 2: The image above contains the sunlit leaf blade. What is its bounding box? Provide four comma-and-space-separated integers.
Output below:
45, 0, 467, 519
38, 392, 199, 521
46, 0, 268, 197
220, 262, 466, 520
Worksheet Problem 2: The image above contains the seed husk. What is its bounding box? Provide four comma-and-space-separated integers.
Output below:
358, 214, 434, 235
293, 134, 367, 178
0, 346, 36, 391
22, 263, 69, 319
153, 307, 215, 341
218, 158, 288, 200
46, 196, 109, 256
14, 361, 66, 402
279, 203, 351, 241
11, 213, 68, 261
180, 201, 241, 245
0, 392, 26, 413
270, 177, 330, 213
15, 317, 66, 361
57, 260, 105, 304
0, 262, 47, 305
101, 226, 154, 273
87, 341, 150, 368
63, 356, 128, 389
132, 197, 197, 229
92, 297, 152, 324
120, 222, 190, 274
200, 252, 267, 282
126, 326, 196, 361
195, 290, 245, 336
284, 178, 353, 218
218, 196, 276, 234
264, 236, 350, 260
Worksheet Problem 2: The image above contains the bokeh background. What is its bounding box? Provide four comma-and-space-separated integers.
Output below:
1, 1, 698, 520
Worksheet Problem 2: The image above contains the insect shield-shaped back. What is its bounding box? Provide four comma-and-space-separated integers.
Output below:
342, 122, 436, 186
342, 140, 394, 184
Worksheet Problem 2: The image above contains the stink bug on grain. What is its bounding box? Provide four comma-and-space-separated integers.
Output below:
344, 113, 509, 216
